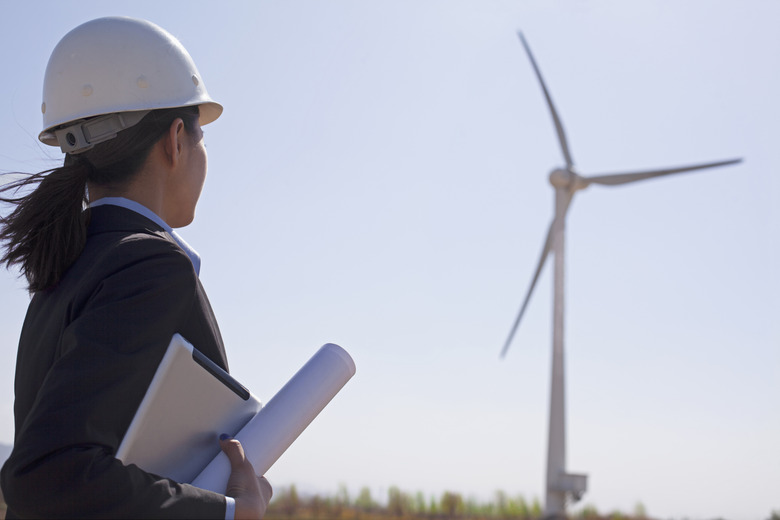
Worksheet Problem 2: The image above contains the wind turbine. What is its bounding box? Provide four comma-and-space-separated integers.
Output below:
501, 32, 741, 519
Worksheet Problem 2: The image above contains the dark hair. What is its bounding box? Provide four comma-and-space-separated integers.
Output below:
0, 106, 200, 292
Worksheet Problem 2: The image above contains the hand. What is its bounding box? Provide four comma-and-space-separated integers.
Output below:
219, 435, 273, 519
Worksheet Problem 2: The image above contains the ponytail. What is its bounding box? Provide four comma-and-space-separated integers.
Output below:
0, 159, 89, 292
1, 106, 200, 292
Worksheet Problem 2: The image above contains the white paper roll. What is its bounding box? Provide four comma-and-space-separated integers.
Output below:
190, 343, 356, 493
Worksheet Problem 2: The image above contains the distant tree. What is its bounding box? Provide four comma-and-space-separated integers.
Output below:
336, 484, 349, 506
388, 486, 415, 516
577, 503, 600, 519
530, 497, 542, 519
428, 495, 440, 515
332, 484, 349, 518
414, 491, 427, 514
464, 496, 493, 516
310, 494, 325, 517
633, 502, 647, 520
355, 486, 376, 513
495, 490, 509, 517
440, 491, 464, 518
509, 494, 531, 519
275, 484, 300, 517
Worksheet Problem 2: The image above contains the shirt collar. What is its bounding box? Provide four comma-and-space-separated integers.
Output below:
89, 197, 201, 276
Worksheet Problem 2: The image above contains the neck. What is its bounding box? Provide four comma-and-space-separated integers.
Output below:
88, 159, 168, 223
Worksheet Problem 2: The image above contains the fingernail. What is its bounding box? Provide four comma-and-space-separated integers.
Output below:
219, 433, 231, 441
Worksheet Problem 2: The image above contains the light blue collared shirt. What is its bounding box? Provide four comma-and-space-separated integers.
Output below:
89, 197, 201, 276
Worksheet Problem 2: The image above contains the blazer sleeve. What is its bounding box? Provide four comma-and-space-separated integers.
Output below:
1, 240, 228, 519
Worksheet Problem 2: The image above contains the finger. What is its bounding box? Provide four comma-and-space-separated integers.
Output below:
258, 476, 273, 501
218, 434, 247, 470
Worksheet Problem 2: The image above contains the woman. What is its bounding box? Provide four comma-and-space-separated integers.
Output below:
0, 17, 271, 518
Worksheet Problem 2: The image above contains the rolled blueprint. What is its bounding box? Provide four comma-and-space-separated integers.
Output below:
190, 343, 356, 493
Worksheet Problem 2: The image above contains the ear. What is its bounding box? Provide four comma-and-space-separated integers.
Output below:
161, 118, 186, 169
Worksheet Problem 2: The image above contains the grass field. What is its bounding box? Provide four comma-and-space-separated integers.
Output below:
0, 484, 641, 519
3, 485, 778, 519
261, 485, 647, 520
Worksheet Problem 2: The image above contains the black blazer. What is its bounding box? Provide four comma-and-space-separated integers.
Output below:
1, 205, 229, 519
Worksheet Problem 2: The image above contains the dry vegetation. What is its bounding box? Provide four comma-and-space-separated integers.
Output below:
2, 485, 779, 519
0, 485, 639, 520
263, 485, 648, 520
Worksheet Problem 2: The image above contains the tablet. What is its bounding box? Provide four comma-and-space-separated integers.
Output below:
115, 334, 263, 483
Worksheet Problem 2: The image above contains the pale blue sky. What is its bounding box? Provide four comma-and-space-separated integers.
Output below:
1, 2, 778, 519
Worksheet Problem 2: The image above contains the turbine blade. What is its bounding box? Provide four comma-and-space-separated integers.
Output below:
500, 220, 555, 358
517, 31, 574, 169
584, 158, 742, 187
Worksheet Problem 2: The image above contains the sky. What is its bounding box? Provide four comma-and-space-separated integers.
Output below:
0, 1, 778, 519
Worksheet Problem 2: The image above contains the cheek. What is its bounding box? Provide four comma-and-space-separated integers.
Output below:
199, 149, 208, 185
192, 148, 207, 198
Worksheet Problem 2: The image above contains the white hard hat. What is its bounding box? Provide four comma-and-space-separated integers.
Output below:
39, 16, 223, 152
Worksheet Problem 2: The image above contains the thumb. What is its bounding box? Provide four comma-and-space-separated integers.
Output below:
219, 434, 247, 470
219, 434, 263, 505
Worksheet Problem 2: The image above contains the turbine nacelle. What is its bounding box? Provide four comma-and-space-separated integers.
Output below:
548, 168, 589, 192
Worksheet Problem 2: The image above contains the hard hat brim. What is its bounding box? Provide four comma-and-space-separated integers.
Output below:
39, 101, 223, 147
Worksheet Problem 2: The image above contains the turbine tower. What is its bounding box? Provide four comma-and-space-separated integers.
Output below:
501, 32, 741, 519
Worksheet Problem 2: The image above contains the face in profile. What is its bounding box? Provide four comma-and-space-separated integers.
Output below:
168, 120, 208, 228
